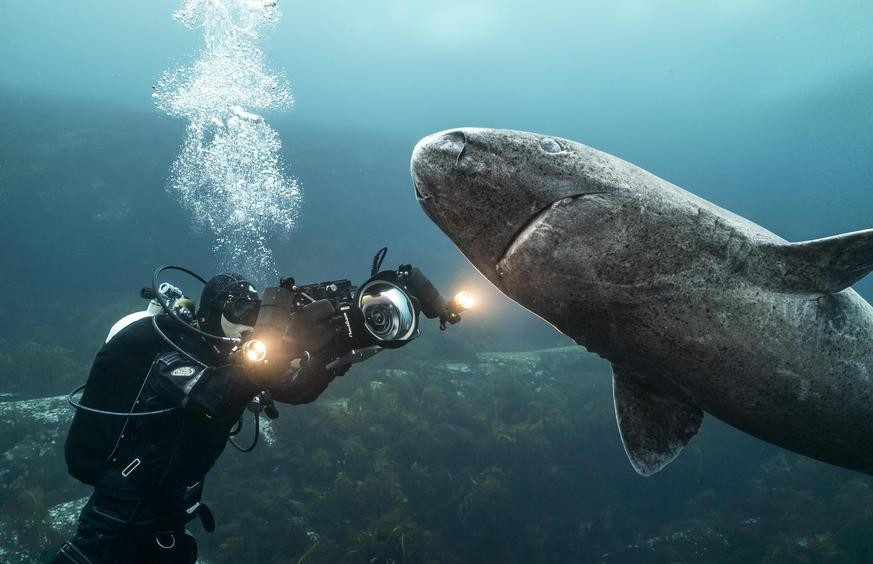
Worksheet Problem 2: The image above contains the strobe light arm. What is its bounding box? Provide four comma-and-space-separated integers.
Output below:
404, 267, 466, 330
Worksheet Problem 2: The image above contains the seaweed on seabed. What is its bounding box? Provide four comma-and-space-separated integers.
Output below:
0, 340, 85, 397
192, 343, 873, 564
457, 465, 515, 554
0, 483, 61, 558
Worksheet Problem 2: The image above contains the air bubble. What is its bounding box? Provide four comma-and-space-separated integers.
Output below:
154, 0, 298, 282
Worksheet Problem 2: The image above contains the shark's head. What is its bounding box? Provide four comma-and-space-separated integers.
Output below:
411, 128, 618, 288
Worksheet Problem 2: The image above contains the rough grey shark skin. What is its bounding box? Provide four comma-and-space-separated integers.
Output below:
411, 128, 873, 476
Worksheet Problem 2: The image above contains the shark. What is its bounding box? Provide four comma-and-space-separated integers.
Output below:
411, 128, 873, 476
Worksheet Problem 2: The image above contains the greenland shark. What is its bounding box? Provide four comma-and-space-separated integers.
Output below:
411, 128, 873, 476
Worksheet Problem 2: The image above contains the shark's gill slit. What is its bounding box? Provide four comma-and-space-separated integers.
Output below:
497, 193, 597, 268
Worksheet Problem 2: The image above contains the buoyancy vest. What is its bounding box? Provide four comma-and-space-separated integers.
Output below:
64, 315, 233, 489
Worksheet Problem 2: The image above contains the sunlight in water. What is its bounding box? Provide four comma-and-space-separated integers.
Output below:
153, 0, 299, 280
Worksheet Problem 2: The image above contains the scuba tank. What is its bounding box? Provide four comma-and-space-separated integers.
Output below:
105, 284, 195, 343
66, 282, 197, 486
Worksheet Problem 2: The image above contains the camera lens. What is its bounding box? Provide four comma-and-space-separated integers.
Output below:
358, 282, 416, 342
365, 305, 393, 337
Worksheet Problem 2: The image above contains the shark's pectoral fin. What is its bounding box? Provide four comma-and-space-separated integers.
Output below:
758, 228, 873, 294
612, 365, 703, 476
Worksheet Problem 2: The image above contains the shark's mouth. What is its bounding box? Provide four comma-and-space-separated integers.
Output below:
413, 178, 432, 201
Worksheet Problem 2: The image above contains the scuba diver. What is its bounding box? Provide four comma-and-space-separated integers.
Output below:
50, 254, 471, 563
50, 273, 347, 563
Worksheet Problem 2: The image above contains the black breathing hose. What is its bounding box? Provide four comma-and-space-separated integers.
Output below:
152, 265, 239, 344
371, 247, 388, 277
229, 411, 261, 452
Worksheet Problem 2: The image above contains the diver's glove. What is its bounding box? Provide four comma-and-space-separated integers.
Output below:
230, 349, 283, 391
285, 299, 337, 356
270, 299, 352, 404
232, 298, 340, 394
269, 352, 347, 404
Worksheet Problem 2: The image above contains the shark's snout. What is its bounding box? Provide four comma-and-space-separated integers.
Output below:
411, 129, 472, 201
412, 129, 467, 168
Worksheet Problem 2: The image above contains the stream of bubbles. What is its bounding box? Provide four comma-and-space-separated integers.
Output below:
153, 0, 299, 281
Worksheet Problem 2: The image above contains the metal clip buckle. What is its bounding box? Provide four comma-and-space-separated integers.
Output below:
121, 458, 141, 477
155, 531, 176, 549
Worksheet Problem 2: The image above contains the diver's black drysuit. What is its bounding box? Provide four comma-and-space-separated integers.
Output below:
50, 314, 337, 564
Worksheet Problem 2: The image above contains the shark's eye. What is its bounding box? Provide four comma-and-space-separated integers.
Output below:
540, 138, 562, 153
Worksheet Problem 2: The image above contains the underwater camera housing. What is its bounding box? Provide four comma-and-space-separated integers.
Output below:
147, 250, 471, 374
249, 271, 421, 369
246, 256, 458, 373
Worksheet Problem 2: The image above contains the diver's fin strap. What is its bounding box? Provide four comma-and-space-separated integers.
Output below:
612, 365, 703, 477
153, 482, 216, 534
53, 542, 97, 564
153, 503, 215, 535
185, 502, 215, 533
754, 228, 873, 294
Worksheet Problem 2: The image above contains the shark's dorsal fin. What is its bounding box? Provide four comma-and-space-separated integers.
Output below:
612, 365, 703, 477
757, 228, 873, 294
